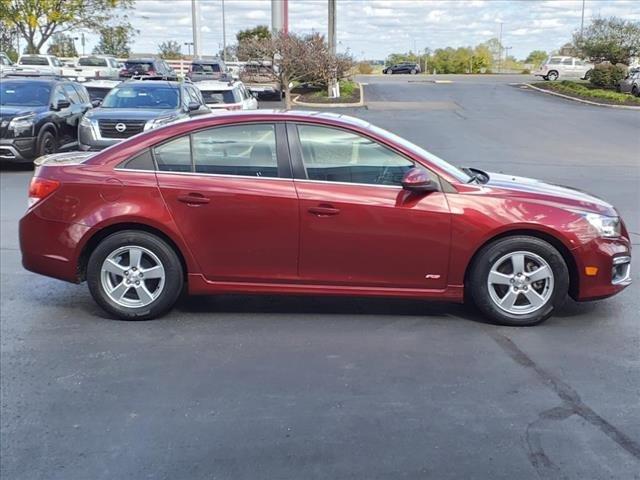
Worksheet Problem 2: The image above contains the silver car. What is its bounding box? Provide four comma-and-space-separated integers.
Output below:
533, 56, 594, 81
617, 71, 640, 97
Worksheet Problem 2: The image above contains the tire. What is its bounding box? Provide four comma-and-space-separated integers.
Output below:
468, 236, 569, 326
632, 86, 639, 97
583, 69, 592, 80
410, 69, 417, 74
36, 130, 57, 158
386, 69, 393, 75
87, 230, 184, 320
547, 70, 559, 81
542, 75, 549, 81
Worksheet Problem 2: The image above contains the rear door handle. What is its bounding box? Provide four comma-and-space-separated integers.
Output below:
177, 193, 210, 205
308, 205, 340, 216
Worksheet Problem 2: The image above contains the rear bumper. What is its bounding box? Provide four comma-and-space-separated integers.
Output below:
0, 137, 37, 163
19, 210, 90, 283
572, 237, 632, 301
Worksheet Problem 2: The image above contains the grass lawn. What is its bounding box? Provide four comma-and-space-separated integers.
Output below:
294, 80, 361, 104
532, 80, 640, 106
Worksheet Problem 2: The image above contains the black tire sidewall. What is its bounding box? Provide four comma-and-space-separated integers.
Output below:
468, 236, 569, 326
37, 131, 56, 158
87, 230, 184, 320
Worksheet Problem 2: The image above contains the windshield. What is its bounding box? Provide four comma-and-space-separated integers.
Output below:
368, 124, 471, 183
1, 82, 51, 106
20, 56, 48, 66
101, 86, 179, 109
124, 61, 153, 73
192, 63, 221, 73
79, 57, 108, 67
200, 90, 236, 104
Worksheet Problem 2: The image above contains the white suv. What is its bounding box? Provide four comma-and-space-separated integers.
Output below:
533, 56, 593, 81
196, 80, 258, 111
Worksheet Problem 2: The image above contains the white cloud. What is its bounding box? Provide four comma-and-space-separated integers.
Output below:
73, 0, 638, 60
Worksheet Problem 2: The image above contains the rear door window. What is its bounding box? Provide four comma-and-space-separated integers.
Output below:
154, 136, 192, 172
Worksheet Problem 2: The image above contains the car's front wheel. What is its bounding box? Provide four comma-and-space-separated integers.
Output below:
385, 69, 393, 75
410, 69, 417, 74
468, 236, 569, 326
632, 85, 639, 97
37, 130, 57, 158
547, 70, 559, 81
87, 230, 184, 320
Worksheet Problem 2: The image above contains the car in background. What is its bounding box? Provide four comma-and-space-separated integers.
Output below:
78, 79, 209, 150
196, 80, 258, 110
187, 58, 227, 82
240, 62, 282, 99
1, 52, 17, 77
70, 55, 121, 79
119, 58, 177, 80
19, 111, 631, 324
617, 71, 640, 96
82, 79, 121, 104
1, 77, 92, 163
16, 54, 64, 76
383, 63, 421, 74
533, 56, 593, 81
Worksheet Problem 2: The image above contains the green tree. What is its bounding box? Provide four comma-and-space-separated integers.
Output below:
93, 25, 135, 57
0, 20, 19, 61
525, 50, 548, 66
573, 17, 640, 65
46, 33, 78, 57
236, 25, 271, 43
0, 0, 133, 54
158, 40, 182, 59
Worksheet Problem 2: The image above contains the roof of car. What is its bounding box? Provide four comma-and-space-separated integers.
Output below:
195, 80, 238, 90
176, 110, 372, 129
121, 79, 182, 87
2, 76, 69, 85
82, 79, 122, 88
125, 58, 158, 62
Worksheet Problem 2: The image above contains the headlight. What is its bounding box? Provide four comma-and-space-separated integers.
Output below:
583, 213, 621, 238
8, 113, 36, 133
79, 115, 92, 127
144, 116, 176, 131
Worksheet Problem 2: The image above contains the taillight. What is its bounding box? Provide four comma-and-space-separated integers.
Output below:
28, 177, 60, 207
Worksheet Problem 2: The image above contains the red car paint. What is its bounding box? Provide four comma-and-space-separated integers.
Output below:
19, 111, 631, 303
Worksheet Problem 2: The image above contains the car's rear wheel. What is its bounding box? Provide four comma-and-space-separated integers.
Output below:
37, 131, 57, 158
87, 230, 184, 320
547, 70, 559, 81
468, 236, 569, 326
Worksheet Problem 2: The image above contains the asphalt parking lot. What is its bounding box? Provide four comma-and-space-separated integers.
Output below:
1, 74, 639, 479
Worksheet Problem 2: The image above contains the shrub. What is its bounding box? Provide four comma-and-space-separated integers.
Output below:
356, 62, 373, 74
339, 80, 356, 97
589, 62, 628, 88
521, 68, 531, 74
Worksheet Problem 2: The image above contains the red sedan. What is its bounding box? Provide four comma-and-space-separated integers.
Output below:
20, 111, 631, 325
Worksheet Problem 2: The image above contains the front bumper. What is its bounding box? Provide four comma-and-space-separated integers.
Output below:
78, 123, 122, 151
572, 237, 632, 301
0, 137, 37, 163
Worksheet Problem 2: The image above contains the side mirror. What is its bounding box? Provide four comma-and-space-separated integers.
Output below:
53, 99, 71, 110
401, 168, 438, 193
91, 99, 101, 108
187, 101, 201, 112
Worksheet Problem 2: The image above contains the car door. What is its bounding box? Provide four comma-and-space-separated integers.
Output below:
288, 123, 451, 289
50, 85, 76, 148
154, 122, 300, 282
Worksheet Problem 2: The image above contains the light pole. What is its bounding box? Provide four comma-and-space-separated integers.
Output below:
328, 0, 338, 98
222, 0, 227, 61
504, 46, 512, 72
498, 22, 503, 73
184, 42, 193, 57
191, 0, 202, 57
580, 0, 586, 38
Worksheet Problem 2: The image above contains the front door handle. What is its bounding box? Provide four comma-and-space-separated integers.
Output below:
177, 193, 210, 205
308, 205, 340, 216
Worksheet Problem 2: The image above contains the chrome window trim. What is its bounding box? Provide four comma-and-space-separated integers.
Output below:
293, 178, 402, 190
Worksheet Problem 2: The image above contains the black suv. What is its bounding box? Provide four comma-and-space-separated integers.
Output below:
187, 58, 227, 82
383, 63, 421, 75
119, 58, 177, 80
0, 77, 93, 163
78, 79, 210, 151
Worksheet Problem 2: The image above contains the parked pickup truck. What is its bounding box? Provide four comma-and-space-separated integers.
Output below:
15, 54, 63, 76
64, 55, 121, 79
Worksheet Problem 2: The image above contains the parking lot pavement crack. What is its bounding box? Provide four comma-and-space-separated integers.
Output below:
489, 331, 640, 464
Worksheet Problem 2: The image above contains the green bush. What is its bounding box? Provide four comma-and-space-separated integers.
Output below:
521, 68, 531, 74
339, 80, 356, 97
356, 62, 373, 74
534, 80, 640, 104
589, 62, 628, 88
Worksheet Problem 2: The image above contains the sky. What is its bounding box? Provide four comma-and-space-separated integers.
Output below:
79, 0, 639, 60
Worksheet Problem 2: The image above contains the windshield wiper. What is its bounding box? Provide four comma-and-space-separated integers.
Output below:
462, 167, 489, 184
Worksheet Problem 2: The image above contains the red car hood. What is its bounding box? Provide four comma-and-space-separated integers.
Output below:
484, 172, 617, 217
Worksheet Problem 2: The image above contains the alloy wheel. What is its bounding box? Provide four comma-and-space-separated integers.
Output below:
100, 245, 166, 308
487, 251, 554, 315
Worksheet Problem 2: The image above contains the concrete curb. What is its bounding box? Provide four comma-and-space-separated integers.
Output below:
292, 82, 365, 108
524, 83, 640, 110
